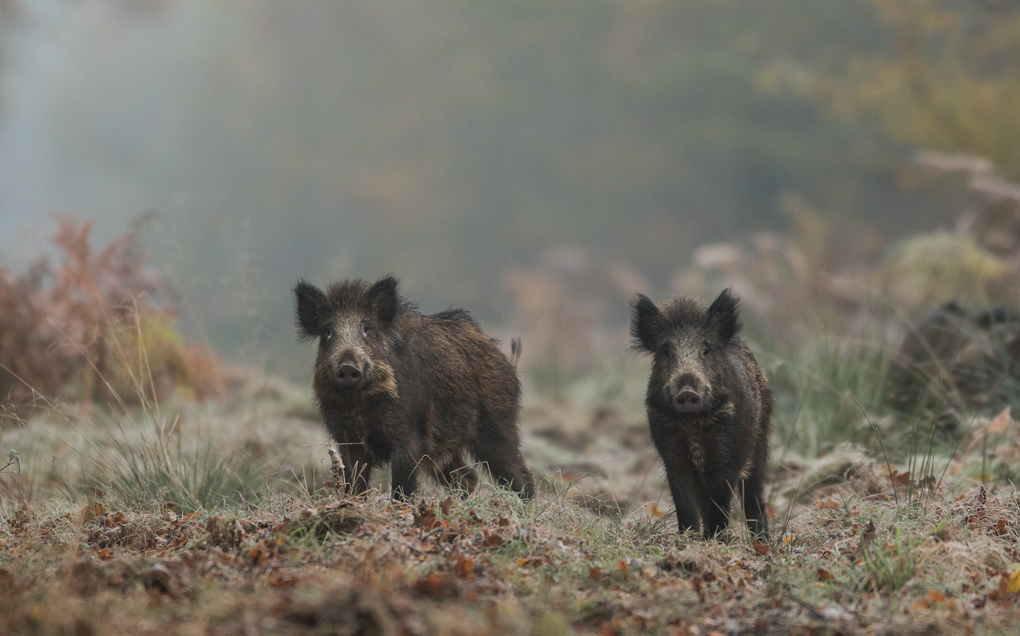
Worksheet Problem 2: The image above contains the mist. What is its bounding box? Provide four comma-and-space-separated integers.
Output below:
0, 0, 958, 379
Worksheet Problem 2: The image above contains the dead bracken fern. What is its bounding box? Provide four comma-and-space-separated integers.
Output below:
0, 214, 222, 416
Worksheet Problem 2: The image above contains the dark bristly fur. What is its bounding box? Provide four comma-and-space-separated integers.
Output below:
295, 276, 535, 500
631, 288, 772, 539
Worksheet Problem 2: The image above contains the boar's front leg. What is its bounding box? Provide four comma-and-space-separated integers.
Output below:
389, 445, 421, 500
740, 467, 769, 539
343, 442, 373, 495
664, 466, 700, 535
702, 480, 735, 539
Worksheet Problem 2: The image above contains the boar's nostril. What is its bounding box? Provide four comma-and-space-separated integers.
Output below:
336, 364, 363, 389
673, 388, 702, 413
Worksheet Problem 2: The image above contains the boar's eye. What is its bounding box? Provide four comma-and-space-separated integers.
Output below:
702, 345, 710, 356
361, 322, 372, 338
658, 344, 671, 358
322, 328, 332, 344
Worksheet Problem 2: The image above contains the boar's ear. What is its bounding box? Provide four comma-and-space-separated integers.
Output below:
630, 294, 662, 352
368, 275, 400, 326
294, 280, 328, 341
707, 287, 741, 346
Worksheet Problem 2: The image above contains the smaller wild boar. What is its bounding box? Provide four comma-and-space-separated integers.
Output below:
294, 276, 535, 500
631, 288, 771, 539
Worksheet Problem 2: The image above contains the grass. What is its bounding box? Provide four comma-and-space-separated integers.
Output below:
4, 332, 1020, 634
2, 461, 1019, 635
767, 330, 898, 460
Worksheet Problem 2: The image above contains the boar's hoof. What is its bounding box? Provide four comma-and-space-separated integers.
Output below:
336, 364, 363, 389
673, 388, 701, 413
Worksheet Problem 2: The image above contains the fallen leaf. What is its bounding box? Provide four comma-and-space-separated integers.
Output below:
589, 566, 603, 582
481, 530, 504, 547
888, 470, 911, 487
249, 540, 274, 566
1007, 568, 1020, 594
912, 590, 949, 610
267, 571, 297, 588
751, 540, 770, 556
413, 572, 458, 598
413, 504, 440, 531
456, 556, 474, 579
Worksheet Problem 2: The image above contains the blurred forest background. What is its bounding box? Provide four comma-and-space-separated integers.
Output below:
0, 0, 1017, 380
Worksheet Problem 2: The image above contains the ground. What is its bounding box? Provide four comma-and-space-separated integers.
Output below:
3, 366, 1020, 636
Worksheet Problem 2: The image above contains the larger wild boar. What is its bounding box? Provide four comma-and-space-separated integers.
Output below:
631, 288, 772, 538
294, 276, 535, 500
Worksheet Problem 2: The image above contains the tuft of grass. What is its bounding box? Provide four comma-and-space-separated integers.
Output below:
100, 427, 263, 513
856, 526, 920, 593
770, 331, 896, 459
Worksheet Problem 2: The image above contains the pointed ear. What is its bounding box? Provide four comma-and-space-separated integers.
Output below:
707, 287, 741, 346
294, 280, 328, 341
367, 275, 400, 326
630, 294, 661, 352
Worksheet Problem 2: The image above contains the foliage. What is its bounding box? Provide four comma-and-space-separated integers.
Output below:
0, 215, 221, 413
881, 232, 1013, 310
763, 0, 1020, 179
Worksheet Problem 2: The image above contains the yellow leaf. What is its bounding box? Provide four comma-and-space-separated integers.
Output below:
1007, 569, 1020, 594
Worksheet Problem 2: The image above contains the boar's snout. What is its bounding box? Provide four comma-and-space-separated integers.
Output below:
335, 363, 364, 389
673, 386, 703, 413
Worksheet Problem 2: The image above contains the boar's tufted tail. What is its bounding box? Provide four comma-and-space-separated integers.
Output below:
510, 338, 523, 369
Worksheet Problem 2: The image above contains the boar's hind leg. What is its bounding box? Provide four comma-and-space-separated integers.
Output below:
440, 453, 479, 497
475, 408, 536, 499
477, 445, 535, 498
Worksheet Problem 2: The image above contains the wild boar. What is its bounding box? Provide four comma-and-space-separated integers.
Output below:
631, 288, 772, 538
295, 276, 535, 500
889, 302, 1020, 421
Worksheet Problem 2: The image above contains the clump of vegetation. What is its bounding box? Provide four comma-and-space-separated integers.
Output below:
0, 215, 221, 415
